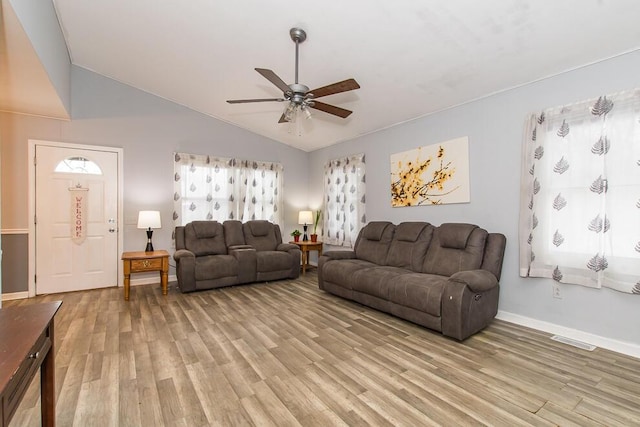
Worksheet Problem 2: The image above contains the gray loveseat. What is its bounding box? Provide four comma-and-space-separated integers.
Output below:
318, 221, 506, 340
174, 220, 301, 292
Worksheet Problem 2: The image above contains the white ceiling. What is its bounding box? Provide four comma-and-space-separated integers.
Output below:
7, 1, 640, 151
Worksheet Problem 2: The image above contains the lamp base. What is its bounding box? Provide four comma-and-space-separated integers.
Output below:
302, 224, 308, 241
145, 229, 154, 252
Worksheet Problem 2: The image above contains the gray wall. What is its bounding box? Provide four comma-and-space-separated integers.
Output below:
1, 233, 27, 293
309, 50, 640, 346
1, 66, 309, 292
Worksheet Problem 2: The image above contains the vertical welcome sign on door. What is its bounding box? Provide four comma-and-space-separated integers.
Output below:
69, 187, 88, 244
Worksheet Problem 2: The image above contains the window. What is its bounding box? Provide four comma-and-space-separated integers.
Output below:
323, 153, 366, 247
519, 89, 640, 294
173, 153, 283, 226
54, 156, 102, 174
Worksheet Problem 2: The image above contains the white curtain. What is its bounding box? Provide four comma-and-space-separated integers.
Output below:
173, 153, 283, 227
323, 153, 366, 247
519, 89, 640, 294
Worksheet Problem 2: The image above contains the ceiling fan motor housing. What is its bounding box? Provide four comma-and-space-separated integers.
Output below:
288, 83, 310, 104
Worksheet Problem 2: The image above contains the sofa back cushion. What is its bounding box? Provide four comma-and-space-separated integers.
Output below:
243, 220, 280, 251
354, 221, 395, 265
422, 223, 487, 276
184, 221, 227, 256
223, 220, 246, 247
386, 222, 434, 272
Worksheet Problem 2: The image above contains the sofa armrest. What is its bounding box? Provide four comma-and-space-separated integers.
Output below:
173, 249, 195, 261
442, 269, 500, 340
317, 250, 357, 290
449, 269, 498, 293
173, 249, 196, 292
321, 250, 356, 260
277, 243, 299, 251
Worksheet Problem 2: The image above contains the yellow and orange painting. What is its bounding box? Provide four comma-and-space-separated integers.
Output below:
390, 137, 470, 207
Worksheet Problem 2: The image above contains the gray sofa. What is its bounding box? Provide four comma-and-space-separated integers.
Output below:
318, 221, 506, 340
174, 220, 301, 292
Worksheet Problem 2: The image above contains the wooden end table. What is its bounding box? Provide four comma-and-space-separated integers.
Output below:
289, 241, 323, 274
121, 250, 169, 301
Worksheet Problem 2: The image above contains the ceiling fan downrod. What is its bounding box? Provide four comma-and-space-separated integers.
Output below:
290, 28, 306, 85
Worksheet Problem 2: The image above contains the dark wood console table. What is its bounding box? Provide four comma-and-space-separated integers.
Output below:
0, 301, 62, 427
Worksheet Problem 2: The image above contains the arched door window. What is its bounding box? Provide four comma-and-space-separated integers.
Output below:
54, 156, 102, 175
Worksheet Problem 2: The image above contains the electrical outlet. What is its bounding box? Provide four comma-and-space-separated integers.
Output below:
552, 283, 562, 299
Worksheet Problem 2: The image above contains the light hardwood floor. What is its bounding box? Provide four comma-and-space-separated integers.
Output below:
7, 272, 640, 426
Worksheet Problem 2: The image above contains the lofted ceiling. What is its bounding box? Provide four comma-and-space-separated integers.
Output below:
5, 1, 640, 151
0, 0, 69, 119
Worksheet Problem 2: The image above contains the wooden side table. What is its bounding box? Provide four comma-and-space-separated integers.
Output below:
121, 250, 169, 301
289, 241, 323, 274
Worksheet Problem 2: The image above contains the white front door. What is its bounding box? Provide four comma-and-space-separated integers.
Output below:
35, 144, 119, 294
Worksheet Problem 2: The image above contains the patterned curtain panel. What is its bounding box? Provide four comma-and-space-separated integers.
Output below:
323, 153, 366, 247
519, 89, 640, 294
173, 153, 283, 228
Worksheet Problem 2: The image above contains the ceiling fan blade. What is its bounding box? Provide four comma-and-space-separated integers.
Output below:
310, 101, 353, 118
255, 68, 291, 94
226, 98, 284, 104
309, 78, 360, 98
278, 114, 288, 123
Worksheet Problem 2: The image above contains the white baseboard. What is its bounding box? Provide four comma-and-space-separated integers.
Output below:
129, 274, 177, 287
497, 310, 640, 360
0, 275, 177, 300
2, 291, 29, 301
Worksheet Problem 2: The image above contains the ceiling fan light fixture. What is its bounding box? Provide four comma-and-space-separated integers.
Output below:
302, 104, 312, 120
283, 102, 296, 122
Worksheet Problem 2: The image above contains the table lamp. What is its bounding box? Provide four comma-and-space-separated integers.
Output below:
137, 210, 161, 252
298, 210, 313, 242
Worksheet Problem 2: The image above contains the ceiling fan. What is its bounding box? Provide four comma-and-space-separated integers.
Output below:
226, 28, 360, 123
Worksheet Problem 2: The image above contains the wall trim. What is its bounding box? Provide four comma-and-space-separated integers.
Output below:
497, 310, 640, 360
2, 291, 29, 301
1, 229, 29, 235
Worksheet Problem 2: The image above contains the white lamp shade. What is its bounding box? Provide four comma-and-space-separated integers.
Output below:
298, 210, 313, 225
137, 210, 161, 229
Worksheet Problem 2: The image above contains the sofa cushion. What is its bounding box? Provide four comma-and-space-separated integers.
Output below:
422, 225, 488, 277
354, 221, 395, 265
243, 221, 279, 251
386, 222, 434, 272
388, 273, 447, 317
439, 223, 477, 249
362, 221, 389, 240
352, 266, 411, 300
256, 251, 293, 273
323, 259, 377, 290
194, 254, 238, 280
184, 221, 227, 256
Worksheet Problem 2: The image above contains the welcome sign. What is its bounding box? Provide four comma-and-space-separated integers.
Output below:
69, 187, 88, 244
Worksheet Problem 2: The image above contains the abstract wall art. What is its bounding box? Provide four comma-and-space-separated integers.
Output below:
390, 136, 470, 207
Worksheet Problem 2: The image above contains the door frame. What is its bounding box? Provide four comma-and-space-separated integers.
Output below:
28, 139, 124, 297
